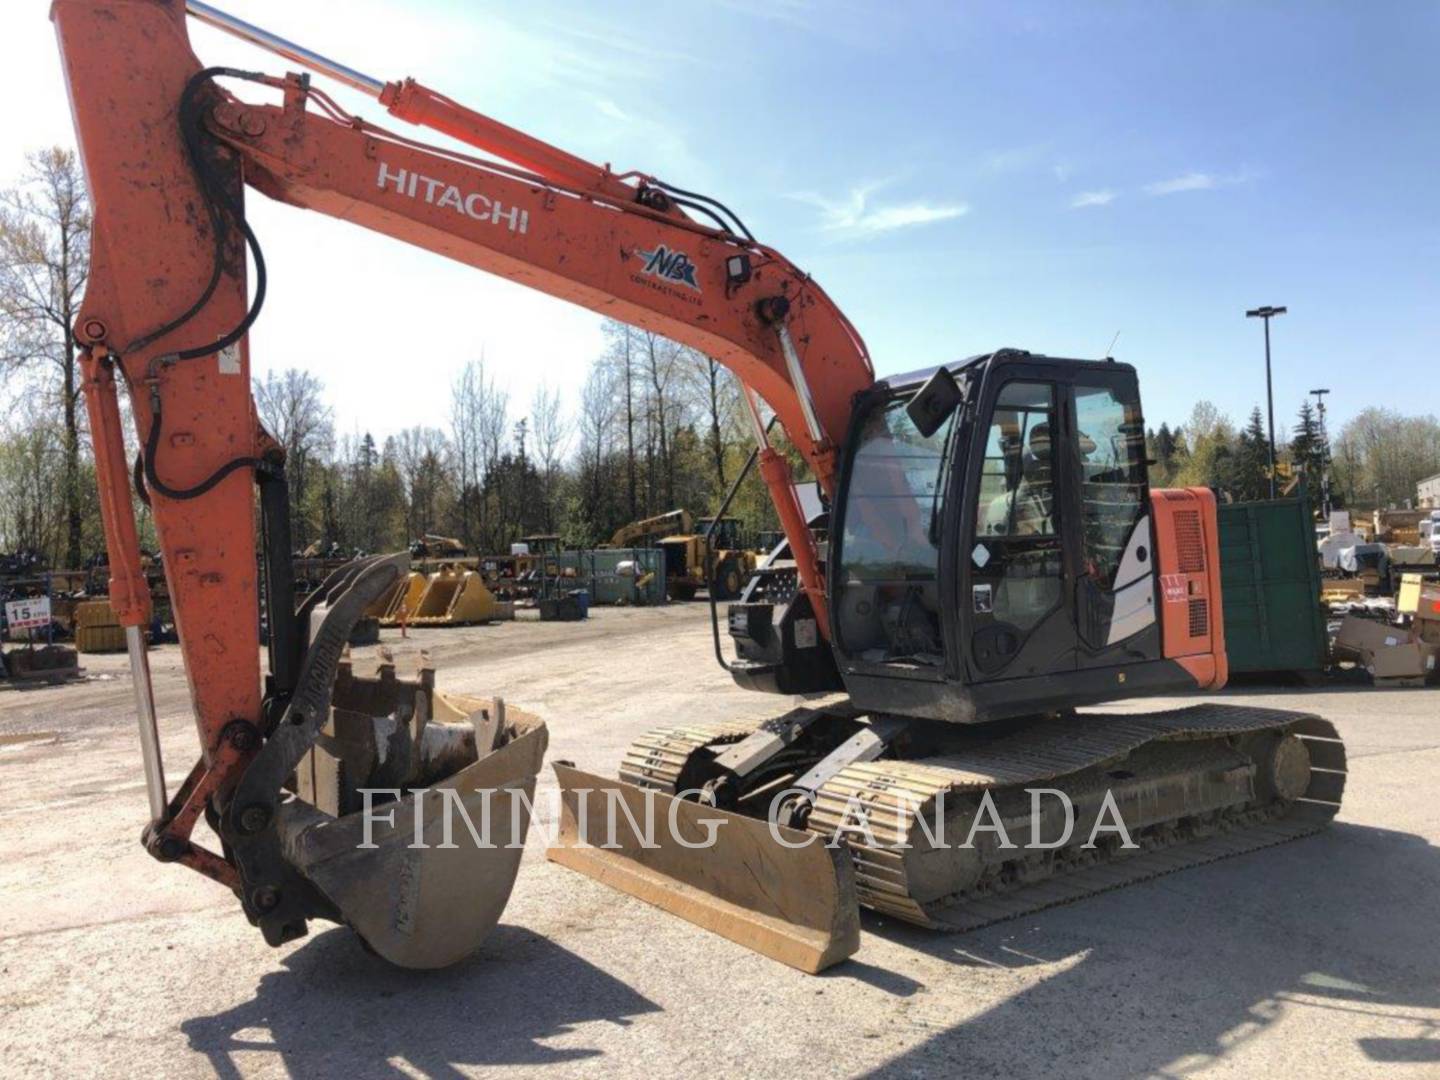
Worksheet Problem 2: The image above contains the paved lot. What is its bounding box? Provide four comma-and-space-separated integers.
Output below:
2, 603, 1437, 1078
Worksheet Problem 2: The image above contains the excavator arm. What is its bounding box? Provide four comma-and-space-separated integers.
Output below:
50, 0, 875, 964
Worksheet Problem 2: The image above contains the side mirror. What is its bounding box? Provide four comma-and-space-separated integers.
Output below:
907, 366, 965, 438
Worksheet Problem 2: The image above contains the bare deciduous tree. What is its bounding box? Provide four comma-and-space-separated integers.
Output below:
681, 350, 740, 496
254, 368, 334, 548
1333, 408, 1440, 508
0, 148, 91, 567
0, 417, 64, 557
393, 425, 452, 541
451, 357, 490, 550
531, 382, 568, 533
575, 362, 619, 541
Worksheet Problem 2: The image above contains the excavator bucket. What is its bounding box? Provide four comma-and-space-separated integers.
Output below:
376, 571, 428, 626
282, 666, 547, 968
547, 764, 860, 973
224, 554, 548, 969
361, 576, 406, 620
408, 567, 513, 626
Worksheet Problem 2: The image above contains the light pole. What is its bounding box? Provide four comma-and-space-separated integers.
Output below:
1246, 305, 1287, 498
1310, 387, 1330, 516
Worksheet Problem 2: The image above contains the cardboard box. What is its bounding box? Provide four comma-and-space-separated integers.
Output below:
1367, 641, 1430, 681
1415, 586, 1440, 623
1422, 640, 1440, 670
1333, 614, 1412, 661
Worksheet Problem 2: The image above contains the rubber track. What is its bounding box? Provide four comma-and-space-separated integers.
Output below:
613, 704, 1346, 934
806, 703, 1345, 929
618, 719, 762, 791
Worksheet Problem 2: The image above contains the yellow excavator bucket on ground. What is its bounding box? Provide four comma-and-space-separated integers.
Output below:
547, 764, 860, 973
375, 572, 429, 626
408, 567, 513, 626
362, 576, 405, 620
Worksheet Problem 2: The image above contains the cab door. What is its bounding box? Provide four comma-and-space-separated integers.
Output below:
1067, 371, 1162, 667
960, 375, 1077, 680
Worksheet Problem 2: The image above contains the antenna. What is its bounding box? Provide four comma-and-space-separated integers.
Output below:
1103, 330, 1121, 359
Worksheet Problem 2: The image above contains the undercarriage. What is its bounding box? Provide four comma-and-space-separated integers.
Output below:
551, 702, 1345, 969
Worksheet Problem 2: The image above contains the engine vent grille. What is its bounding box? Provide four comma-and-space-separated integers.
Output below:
1174, 511, 1205, 573
1188, 598, 1209, 638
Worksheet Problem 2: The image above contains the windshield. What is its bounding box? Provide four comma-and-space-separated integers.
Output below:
834, 394, 958, 666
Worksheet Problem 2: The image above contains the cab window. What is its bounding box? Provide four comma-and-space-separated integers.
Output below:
971, 381, 1061, 641
978, 382, 1057, 538
835, 394, 957, 666
1075, 383, 1147, 587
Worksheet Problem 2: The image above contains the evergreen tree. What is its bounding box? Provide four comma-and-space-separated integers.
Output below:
1290, 400, 1324, 486
1144, 423, 1182, 486
1156, 422, 1177, 478
1234, 406, 1271, 501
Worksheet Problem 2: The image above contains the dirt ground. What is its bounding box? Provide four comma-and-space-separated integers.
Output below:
2, 602, 1437, 1078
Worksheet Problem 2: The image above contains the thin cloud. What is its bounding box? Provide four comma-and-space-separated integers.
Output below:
593, 98, 631, 123
1143, 169, 1256, 196
1144, 172, 1217, 196
791, 182, 969, 239
1071, 189, 1117, 208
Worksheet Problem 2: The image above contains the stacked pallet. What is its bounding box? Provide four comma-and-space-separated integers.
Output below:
74, 599, 126, 653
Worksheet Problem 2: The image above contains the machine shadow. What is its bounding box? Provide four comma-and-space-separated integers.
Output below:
180, 923, 660, 1078
860, 821, 1440, 1078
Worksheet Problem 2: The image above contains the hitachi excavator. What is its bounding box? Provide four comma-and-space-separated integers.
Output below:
53, 0, 1346, 974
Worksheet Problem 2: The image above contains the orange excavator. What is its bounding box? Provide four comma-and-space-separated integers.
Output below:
53, 0, 1346, 973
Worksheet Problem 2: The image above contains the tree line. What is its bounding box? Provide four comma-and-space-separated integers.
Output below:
1147, 395, 1440, 510
253, 323, 783, 559
3, 147, 1439, 571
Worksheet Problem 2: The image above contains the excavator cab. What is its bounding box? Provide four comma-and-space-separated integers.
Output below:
826, 349, 1196, 722
729, 349, 1199, 717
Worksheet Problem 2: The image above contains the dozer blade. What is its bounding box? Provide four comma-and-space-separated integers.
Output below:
547, 764, 860, 973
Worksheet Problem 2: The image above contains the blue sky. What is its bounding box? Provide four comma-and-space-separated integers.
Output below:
5, 0, 1436, 439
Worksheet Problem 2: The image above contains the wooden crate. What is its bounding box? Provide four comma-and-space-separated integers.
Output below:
75, 623, 127, 653
73, 599, 120, 631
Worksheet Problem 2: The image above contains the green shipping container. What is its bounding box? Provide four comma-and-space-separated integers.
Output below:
1216, 494, 1326, 674
544, 548, 668, 606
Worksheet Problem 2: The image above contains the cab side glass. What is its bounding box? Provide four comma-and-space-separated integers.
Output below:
835, 396, 957, 666
971, 381, 1062, 651
1075, 383, 1148, 588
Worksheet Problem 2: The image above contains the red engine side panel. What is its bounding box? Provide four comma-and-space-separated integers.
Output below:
1150, 487, 1228, 690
